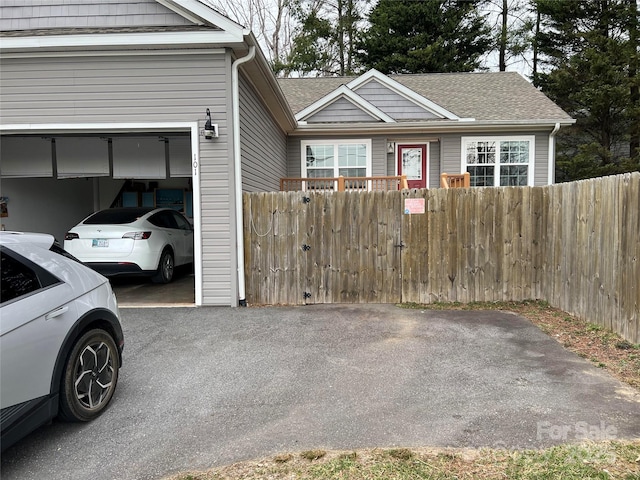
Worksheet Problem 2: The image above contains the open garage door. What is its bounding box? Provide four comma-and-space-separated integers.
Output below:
0, 130, 198, 307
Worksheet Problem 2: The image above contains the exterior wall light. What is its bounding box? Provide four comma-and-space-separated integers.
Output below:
204, 108, 218, 139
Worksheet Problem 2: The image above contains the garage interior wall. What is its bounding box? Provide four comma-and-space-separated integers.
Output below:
1, 177, 94, 242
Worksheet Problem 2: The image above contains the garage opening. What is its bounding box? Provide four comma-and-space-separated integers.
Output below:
0, 131, 198, 307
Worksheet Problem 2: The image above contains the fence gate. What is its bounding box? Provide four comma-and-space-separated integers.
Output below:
243, 188, 530, 306
244, 190, 408, 305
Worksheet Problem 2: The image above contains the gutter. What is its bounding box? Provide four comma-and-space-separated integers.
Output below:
231, 45, 255, 307
290, 119, 575, 136
548, 122, 561, 184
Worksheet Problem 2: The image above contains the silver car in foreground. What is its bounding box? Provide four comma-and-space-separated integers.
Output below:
0, 232, 124, 452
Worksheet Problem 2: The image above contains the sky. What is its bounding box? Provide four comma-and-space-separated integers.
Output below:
205, 0, 536, 79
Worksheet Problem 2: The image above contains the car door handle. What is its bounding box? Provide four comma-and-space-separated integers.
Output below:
46, 306, 69, 320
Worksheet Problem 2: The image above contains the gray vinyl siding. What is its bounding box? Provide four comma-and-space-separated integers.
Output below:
429, 142, 441, 188
440, 133, 463, 177
441, 131, 552, 186
354, 79, 439, 120
0, 0, 191, 31
0, 51, 235, 306
239, 73, 287, 192
287, 136, 302, 178
534, 133, 550, 185
306, 97, 380, 123
371, 137, 387, 176
0, 53, 228, 123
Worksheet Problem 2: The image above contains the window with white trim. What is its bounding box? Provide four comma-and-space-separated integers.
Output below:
462, 136, 535, 187
302, 140, 372, 179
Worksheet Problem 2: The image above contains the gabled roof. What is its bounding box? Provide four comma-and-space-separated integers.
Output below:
346, 69, 460, 120
278, 71, 573, 124
296, 84, 396, 123
295, 69, 461, 124
0, 0, 247, 49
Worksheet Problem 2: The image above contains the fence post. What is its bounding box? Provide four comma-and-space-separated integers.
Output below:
440, 173, 449, 188
338, 176, 345, 192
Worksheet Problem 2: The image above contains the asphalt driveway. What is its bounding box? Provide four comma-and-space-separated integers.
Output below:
2, 304, 639, 480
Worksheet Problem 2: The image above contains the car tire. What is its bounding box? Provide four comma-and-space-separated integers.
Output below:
152, 249, 174, 284
59, 329, 120, 422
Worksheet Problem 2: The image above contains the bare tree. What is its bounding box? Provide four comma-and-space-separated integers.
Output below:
482, 0, 535, 73
203, 0, 294, 70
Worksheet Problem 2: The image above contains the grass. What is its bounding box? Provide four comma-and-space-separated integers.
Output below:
166, 442, 640, 479
164, 300, 640, 480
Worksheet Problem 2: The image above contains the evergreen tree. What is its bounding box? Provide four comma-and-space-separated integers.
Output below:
534, 0, 640, 181
282, 0, 365, 76
357, 0, 492, 74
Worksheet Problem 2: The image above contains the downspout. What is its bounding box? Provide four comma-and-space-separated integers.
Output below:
548, 122, 560, 185
231, 45, 255, 307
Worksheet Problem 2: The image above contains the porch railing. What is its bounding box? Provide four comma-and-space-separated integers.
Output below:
440, 172, 470, 189
281, 175, 409, 192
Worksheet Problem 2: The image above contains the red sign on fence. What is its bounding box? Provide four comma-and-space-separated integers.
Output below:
404, 198, 425, 215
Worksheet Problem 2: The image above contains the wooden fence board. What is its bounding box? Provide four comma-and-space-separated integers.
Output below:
243, 172, 640, 343
621, 174, 640, 342
401, 189, 428, 303
383, 190, 403, 303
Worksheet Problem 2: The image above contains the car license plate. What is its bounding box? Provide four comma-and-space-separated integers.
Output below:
92, 239, 109, 247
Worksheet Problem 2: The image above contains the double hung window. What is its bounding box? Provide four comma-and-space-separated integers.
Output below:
302, 140, 371, 179
462, 136, 534, 187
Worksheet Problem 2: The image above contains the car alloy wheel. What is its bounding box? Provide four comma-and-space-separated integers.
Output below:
59, 329, 120, 422
152, 249, 174, 284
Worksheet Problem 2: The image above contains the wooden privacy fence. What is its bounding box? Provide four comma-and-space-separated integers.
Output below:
244, 172, 640, 343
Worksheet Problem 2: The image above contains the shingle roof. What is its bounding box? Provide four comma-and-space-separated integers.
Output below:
278, 71, 572, 122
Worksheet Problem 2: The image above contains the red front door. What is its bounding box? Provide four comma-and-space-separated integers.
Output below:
398, 144, 428, 189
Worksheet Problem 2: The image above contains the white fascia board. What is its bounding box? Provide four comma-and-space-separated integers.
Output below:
296, 85, 396, 123
159, 0, 248, 35
0, 30, 243, 51
347, 69, 460, 120
1, 48, 225, 60
0, 122, 197, 134
290, 119, 575, 136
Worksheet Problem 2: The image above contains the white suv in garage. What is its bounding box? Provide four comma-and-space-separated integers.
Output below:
64, 207, 194, 284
